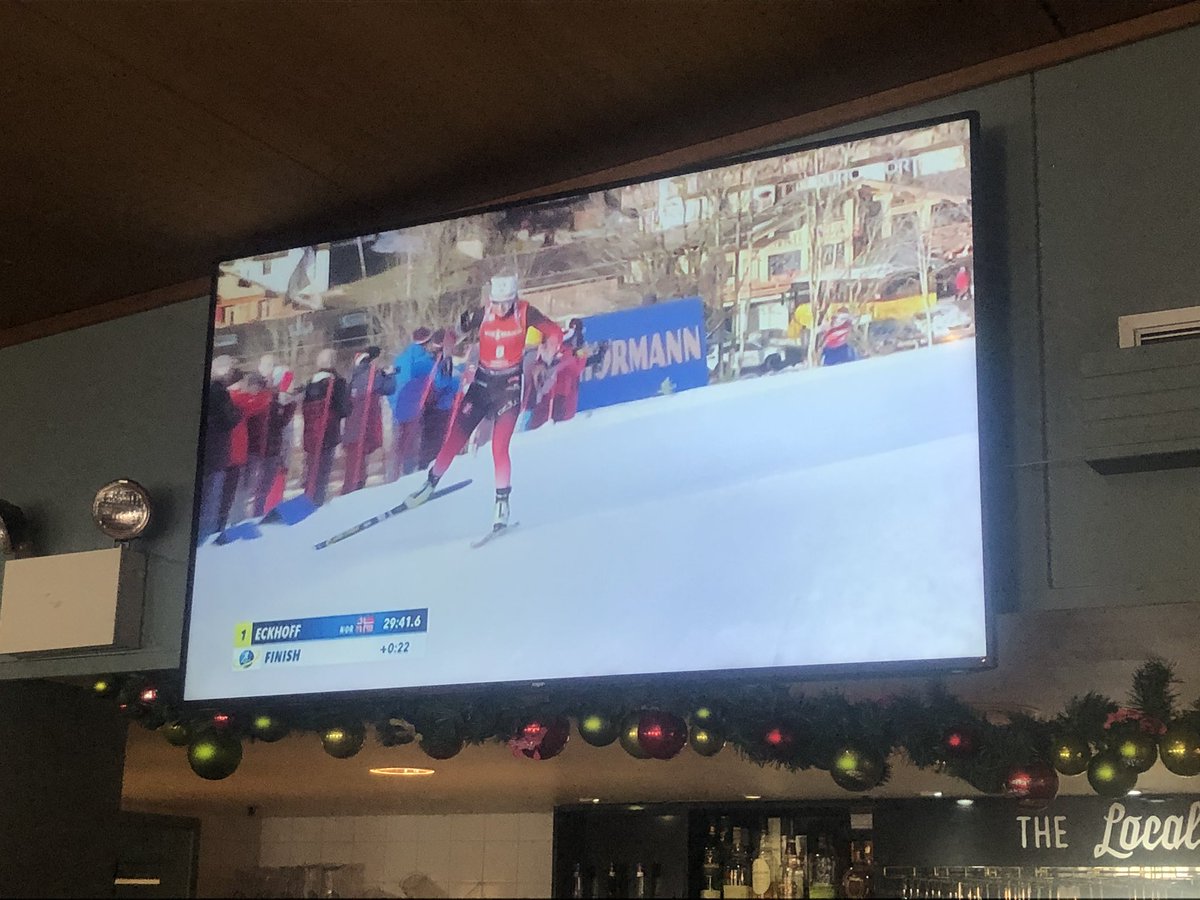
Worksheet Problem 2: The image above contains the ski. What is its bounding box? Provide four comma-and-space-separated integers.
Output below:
314, 479, 473, 550
470, 521, 520, 549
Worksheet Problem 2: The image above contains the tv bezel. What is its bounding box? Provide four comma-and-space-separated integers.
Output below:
181, 109, 1000, 708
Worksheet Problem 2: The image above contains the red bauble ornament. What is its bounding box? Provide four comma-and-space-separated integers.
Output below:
941, 725, 980, 759
211, 712, 235, 731
637, 710, 688, 760
763, 725, 795, 753
510, 716, 571, 760
1004, 760, 1059, 807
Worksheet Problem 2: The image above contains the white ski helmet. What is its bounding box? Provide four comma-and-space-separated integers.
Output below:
488, 274, 518, 311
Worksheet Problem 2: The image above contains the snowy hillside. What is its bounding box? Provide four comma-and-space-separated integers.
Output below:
187, 340, 988, 700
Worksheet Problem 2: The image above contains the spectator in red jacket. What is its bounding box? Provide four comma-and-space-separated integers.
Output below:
550, 317, 601, 423
342, 346, 396, 496
522, 318, 603, 430
954, 265, 972, 302
221, 371, 272, 528
254, 366, 299, 516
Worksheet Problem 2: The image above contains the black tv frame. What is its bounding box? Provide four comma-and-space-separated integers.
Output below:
181, 109, 1000, 708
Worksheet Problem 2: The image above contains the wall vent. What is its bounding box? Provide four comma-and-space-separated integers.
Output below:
1118, 305, 1200, 348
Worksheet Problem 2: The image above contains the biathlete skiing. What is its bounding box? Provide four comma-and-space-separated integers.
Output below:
405, 274, 562, 536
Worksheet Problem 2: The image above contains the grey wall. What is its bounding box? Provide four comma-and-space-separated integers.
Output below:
1032, 27, 1200, 608
0, 26, 1198, 679
0, 298, 210, 677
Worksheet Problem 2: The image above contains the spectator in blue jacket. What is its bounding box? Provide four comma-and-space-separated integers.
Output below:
387, 326, 437, 480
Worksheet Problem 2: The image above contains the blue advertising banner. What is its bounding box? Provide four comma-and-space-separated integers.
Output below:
577, 297, 709, 411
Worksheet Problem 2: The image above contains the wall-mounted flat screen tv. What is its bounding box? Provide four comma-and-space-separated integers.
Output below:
184, 113, 991, 702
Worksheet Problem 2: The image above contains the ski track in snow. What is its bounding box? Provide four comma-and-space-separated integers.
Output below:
188, 340, 987, 699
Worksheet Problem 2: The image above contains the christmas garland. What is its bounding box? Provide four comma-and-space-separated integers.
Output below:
93, 658, 1200, 798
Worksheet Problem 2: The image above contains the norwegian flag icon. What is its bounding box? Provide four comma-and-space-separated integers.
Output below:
355, 615, 376, 634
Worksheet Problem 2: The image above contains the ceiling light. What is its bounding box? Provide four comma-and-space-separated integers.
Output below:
1126, 789, 1142, 797
920, 791, 944, 798
956, 799, 975, 807
744, 795, 762, 800
627, 805, 645, 811
369, 767, 435, 777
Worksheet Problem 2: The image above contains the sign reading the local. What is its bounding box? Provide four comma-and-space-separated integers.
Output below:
874, 798, 1200, 868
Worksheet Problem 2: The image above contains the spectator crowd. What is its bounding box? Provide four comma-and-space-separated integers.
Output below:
198, 317, 604, 542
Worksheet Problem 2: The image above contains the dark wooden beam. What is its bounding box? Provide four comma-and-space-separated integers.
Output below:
3, 1, 1198, 350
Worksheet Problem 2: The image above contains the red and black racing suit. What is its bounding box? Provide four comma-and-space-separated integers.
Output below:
427, 300, 562, 490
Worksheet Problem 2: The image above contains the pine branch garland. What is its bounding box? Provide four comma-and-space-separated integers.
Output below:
1128, 656, 1178, 724
90, 658, 1200, 794
1056, 692, 1118, 746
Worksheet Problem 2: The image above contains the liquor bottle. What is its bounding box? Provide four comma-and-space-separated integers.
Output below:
794, 835, 810, 899
778, 836, 798, 900
606, 861, 619, 899
701, 823, 723, 899
765, 817, 783, 888
840, 840, 873, 899
633, 862, 648, 899
723, 828, 751, 899
750, 827, 773, 898
808, 835, 836, 900
718, 816, 733, 873
570, 862, 585, 899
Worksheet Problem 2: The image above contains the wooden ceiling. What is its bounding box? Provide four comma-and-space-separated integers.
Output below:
2, 0, 1196, 338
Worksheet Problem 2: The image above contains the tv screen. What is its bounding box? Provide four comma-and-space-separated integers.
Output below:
184, 113, 990, 702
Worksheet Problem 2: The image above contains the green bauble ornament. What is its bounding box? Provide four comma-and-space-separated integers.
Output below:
1051, 733, 1091, 776
251, 714, 289, 743
1088, 750, 1138, 797
162, 721, 193, 747
577, 712, 620, 748
91, 677, 117, 698
830, 746, 885, 792
1159, 725, 1200, 777
188, 733, 243, 780
691, 707, 718, 727
419, 720, 465, 760
618, 714, 651, 759
1114, 731, 1157, 773
321, 723, 365, 759
137, 706, 168, 731
688, 726, 725, 758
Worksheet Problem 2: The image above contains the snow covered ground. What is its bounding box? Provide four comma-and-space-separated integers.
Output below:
186, 340, 988, 701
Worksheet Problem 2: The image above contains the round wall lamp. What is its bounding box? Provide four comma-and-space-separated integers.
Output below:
0, 500, 33, 559
92, 479, 153, 542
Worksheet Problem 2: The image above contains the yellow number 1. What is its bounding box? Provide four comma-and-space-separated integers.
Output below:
234, 622, 252, 648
